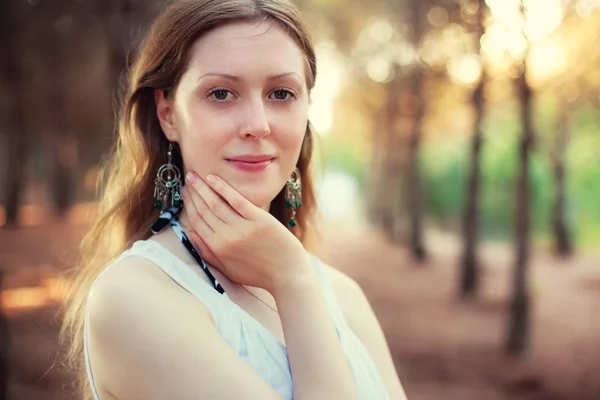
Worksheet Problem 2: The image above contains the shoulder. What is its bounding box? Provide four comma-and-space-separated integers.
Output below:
317, 260, 371, 329
86, 255, 217, 352
86, 255, 288, 399
85, 256, 214, 397
87, 255, 213, 331
320, 262, 363, 299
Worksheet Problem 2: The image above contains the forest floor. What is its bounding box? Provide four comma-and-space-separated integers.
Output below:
1, 207, 599, 400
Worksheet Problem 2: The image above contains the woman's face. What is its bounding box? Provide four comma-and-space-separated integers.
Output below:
156, 20, 310, 210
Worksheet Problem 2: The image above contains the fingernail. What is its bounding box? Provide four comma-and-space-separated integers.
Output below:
186, 172, 197, 183
206, 174, 216, 184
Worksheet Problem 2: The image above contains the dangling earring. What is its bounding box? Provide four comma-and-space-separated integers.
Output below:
154, 142, 182, 211
285, 167, 302, 228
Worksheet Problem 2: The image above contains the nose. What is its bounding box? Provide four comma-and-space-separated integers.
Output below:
239, 98, 271, 139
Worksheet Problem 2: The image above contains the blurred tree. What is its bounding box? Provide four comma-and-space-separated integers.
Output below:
506, 1, 533, 356
551, 96, 573, 256
24, 0, 103, 217
375, 77, 404, 238
71, 0, 159, 203
405, 0, 428, 261
460, 0, 488, 298
535, 4, 600, 256
304, 0, 465, 258
41, 3, 78, 217
101, 0, 136, 100
0, 0, 28, 226
0, 270, 9, 398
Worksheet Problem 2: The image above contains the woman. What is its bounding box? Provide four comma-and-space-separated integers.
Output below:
61, 0, 407, 399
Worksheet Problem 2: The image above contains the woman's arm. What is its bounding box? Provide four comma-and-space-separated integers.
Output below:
271, 258, 360, 400
87, 256, 360, 400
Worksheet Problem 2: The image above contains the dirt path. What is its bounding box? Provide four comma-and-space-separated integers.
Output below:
321, 222, 600, 400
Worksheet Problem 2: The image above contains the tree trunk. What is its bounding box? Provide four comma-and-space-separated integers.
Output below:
368, 74, 406, 242
4, 131, 28, 227
0, 2, 28, 227
551, 100, 572, 256
383, 77, 402, 241
44, 22, 76, 217
407, 0, 427, 261
49, 132, 77, 217
506, 58, 533, 356
103, 0, 134, 100
460, 0, 487, 299
0, 270, 10, 398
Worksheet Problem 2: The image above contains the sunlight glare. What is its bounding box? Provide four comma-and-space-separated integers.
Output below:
369, 18, 394, 44
461, 0, 480, 16
576, 0, 600, 18
482, 24, 511, 55
367, 58, 391, 83
447, 54, 482, 85
309, 41, 343, 134
528, 39, 567, 83
486, 0, 523, 29
523, 0, 565, 41
486, 0, 565, 44
428, 6, 449, 28
394, 41, 418, 66
506, 31, 529, 59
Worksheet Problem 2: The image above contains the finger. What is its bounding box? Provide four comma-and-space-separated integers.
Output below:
205, 174, 256, 220
183, 179, 227, 231
186, 172, 239, 224
182, 186, 216, 235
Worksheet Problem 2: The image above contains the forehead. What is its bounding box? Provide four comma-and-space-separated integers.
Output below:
187, 20, 306, 79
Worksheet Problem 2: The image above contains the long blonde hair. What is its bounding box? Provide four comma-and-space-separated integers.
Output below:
60, 0, 318, 397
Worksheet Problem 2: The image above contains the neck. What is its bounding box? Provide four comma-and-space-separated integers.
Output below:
178, 207, 193, 231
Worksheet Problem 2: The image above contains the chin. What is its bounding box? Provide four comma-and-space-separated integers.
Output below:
229, 179, 283, 210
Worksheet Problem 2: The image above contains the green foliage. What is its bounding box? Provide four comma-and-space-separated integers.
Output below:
422, 130, 557, 241
421, 141, 467, 228
565, 107, 600, 246
422, 110, 599, 246
322, 136, 369, 186
324, 109, 600, 247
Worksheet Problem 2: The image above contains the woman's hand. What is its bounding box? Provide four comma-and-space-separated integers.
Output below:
181, 171, 311, 293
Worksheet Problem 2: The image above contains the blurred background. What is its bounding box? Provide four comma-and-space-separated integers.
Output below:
0, 0, 599, 399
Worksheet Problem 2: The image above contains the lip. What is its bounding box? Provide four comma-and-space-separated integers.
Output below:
225, 155, 276, 172
225, 154, 276, 162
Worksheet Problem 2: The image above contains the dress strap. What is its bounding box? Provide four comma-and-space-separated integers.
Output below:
150, 205, 225, 295
170, 218, 225, 294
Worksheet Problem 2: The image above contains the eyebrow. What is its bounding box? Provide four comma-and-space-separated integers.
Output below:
197, 72, 301, 83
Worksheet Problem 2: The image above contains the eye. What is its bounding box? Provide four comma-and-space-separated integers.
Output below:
270, 89, 296, 101
208, 89, 233, 102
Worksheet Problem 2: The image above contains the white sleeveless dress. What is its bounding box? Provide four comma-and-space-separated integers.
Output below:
84, 239, 390, 399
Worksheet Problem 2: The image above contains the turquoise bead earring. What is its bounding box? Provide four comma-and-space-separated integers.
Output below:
285, 168, 302, 228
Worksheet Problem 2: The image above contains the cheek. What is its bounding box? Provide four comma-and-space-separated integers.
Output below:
276, 124, 306, 163
176, 99, 230, 150
182, 128, 228, 165
276, 107, 308, 149
277, 125, 307, 174
176, 113, 230, 173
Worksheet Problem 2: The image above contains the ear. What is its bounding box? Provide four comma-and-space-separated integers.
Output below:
154, 89, 179, 141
